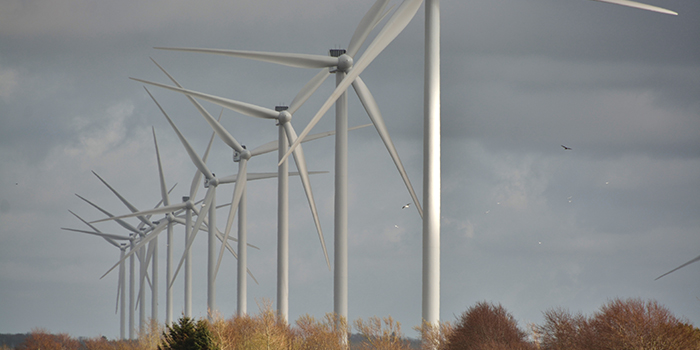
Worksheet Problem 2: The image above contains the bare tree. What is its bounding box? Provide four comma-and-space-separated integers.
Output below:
353, 316, 411, 350
591, 298, 700, 350
414, 319, 454, 350
17, 329, 80, 350
538, 298, 700, 350
445, 302, 533, 350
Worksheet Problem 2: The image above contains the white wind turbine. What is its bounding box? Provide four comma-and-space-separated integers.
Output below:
143, 59, 319, 317
416, 0, 677, 327
267, 0, 677, 327
95, 103, 244, 319
73, 194, 146, 339
63, 210, 130, 340
144, 125, 247, 323
131, 79, 335, 315
145, 58, 337, 321
141, 57, 372, 319
89, 170, 170, 328
95, 94, 329, 320
142, 82, 346, 316
141, 1, 423, 319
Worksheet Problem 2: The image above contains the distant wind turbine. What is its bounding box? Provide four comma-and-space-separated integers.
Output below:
63, 210, 130, 340
152, 0, 424, 323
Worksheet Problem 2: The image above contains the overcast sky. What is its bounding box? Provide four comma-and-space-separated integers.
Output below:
1, 0, 699, 340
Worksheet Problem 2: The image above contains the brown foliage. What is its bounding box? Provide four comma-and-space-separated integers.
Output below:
537, 298, 700, 350
445, 302, 533, 350
353, 316, 411, 350
537, 308, 595, 350
414, 320, 454, 350
293, 313, 348, 350
592, 298, 700, 350
208, 300, 294, 350
81, 337, 117, 350
17, 329, 80, 350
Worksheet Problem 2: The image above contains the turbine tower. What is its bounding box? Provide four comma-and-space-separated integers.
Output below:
152, 0, 424, 324
74, 193, 149, 338
418, 0, 677, 329
63, 211, 130, 340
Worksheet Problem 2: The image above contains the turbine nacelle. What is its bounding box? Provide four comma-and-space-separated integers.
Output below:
205, 176, 219, 188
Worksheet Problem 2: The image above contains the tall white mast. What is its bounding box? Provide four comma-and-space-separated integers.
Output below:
423, 0, 441, 327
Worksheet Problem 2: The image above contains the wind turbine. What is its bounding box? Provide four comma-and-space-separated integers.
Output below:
63, 210, 130, 340
72, 194, 145, 339
93, 96, 238, 318
145, 58, 334, 317
141, 78, 354, 316
417, 0, 677, 329
143, 56, 376, 319
145, 58, 334, 320
265, 0, 676, 328
131, 79, 334, 309
89, 170, 170, 329
141, 1, 423, 321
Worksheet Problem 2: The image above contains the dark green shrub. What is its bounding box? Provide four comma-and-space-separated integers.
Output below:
159, 317, 217, 350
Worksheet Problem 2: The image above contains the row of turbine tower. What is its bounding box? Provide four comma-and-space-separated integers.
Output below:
62, 0, 681, 341
63, 0, 426, 340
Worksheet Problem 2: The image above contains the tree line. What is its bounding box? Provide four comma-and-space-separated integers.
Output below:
5, 297, 699, 350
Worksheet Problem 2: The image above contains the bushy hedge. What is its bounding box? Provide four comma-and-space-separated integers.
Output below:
12, 298, 700, 350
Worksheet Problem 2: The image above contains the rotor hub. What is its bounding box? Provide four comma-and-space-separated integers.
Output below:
278, 110, 292, 124
240, 149, 252, 160
206, 177, 219, 188
337, 54, 354, 72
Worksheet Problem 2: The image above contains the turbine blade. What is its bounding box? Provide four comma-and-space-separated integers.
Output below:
219, 171, 328, 184
67, 210, 120, 248
90, 202, 187, 224
75, 194, 140, 234
288, 69, 331, 114
250, 124, 370, 157
154, 47, 339, 68
214, 230, 239, 259
99, 220, 168, 279
150, 59, 246, 153
221, 160, 248, 265
116, 251, 124, 314
144, 87, 215, 180
152, 127, 170, 207
92, 171, 153, 228
134, 78, 278, 121
591, 0, 677, 15
655, 254, 700, 280
352, 77, 422, 218
347, 0, 392, 57
169, 187, 214, 288
190, 113, 220, 200
61, 227, 131, 241
280, 0, 424, 165
139, 241, 156, 289
247, 268, 259, 285
282, 123, 330, 270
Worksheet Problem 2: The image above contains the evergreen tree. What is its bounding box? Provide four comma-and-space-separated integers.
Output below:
159, 317, 217, 350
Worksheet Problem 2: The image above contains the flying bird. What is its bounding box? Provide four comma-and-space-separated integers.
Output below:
402, 203, 410, 209
561, 145, 572, 150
